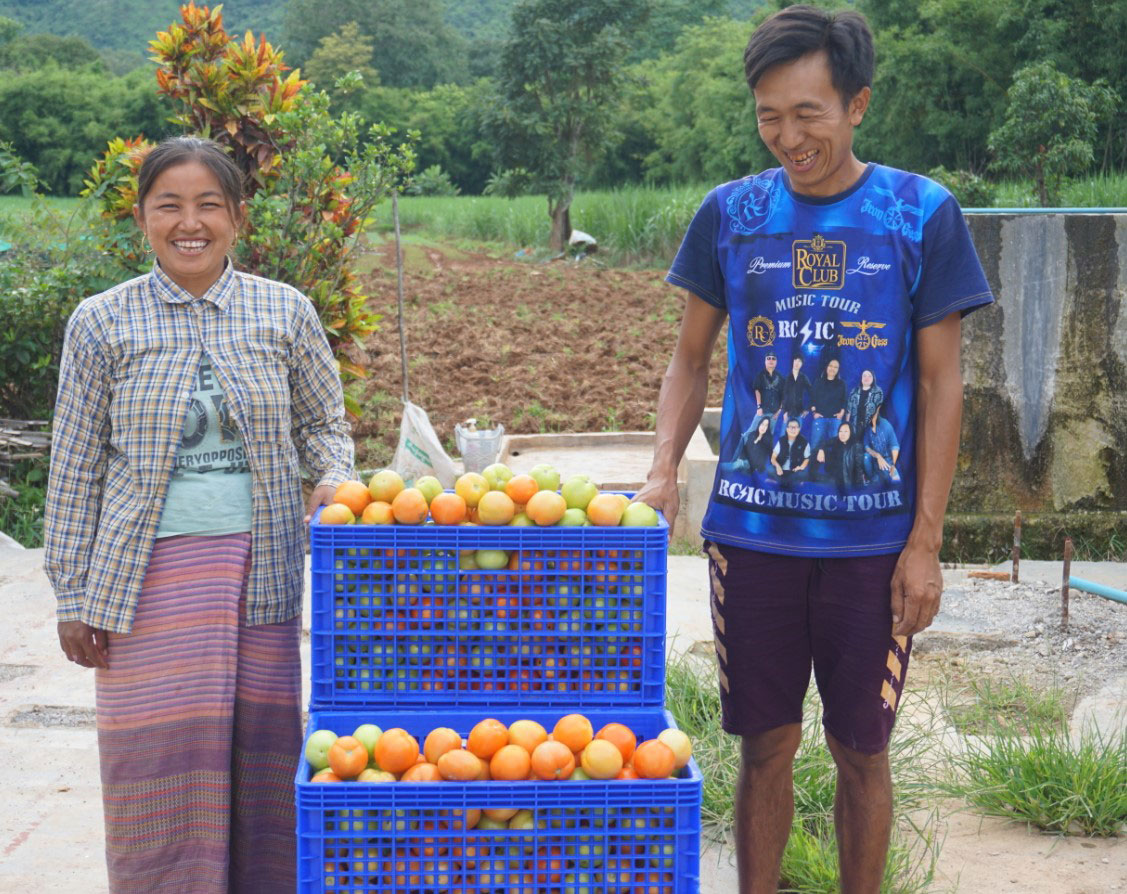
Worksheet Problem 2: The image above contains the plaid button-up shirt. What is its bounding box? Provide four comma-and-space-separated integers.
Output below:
44, 263, 354, 633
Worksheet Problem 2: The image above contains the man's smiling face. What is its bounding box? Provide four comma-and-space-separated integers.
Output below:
753, 50, 870, 198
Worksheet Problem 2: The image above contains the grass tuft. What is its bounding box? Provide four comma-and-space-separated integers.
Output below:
947, 719, 1127, 836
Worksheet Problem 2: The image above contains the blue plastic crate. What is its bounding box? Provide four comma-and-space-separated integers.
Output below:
296, 708, 701, 894
309, 513, 668, 710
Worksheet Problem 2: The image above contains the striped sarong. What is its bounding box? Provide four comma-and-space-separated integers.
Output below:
95, 533, 301, 893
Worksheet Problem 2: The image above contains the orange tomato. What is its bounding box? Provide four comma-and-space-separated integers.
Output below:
360, 500, 394, 524
391, 488, 428, 524
374, 728, 420, 774
423, 727, 463, 764
400, 761, 442, 782
504, 474, 539, 506
580, 739, 623, 779
507, 719, 549, 754
490, 744, 532, 781
436, 749, 482, 782
429, 492, 467, 526
533, 744, 577, 780
552, 713, 594, 752
467, 718, 509, 760
586, 492, 626, 526
526, 489, 567, 526
632, 739, 677, 779
327, 735, 368, 779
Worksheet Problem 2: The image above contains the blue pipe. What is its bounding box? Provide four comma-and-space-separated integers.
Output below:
1068, 576, 1127, 605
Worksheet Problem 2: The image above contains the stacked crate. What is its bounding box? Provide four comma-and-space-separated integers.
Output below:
296, 506, 703, 893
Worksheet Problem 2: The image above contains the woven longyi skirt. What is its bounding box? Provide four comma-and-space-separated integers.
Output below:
95, 533, 301, 893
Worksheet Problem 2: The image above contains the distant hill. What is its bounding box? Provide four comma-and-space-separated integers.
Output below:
0, 1, 286, 56
0, 0, 766, 57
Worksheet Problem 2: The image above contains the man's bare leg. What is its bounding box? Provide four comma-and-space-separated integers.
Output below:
735, 723, 802, 894
825, 731, 893, 894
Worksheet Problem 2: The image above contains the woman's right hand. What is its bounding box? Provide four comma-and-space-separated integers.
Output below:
58, 620, 108, 669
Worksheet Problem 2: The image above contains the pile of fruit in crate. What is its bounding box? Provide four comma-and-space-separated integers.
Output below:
305, 713, 692, 788
319, 463, 660, 527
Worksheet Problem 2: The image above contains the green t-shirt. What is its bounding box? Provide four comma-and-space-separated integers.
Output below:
156, 354, 254, 538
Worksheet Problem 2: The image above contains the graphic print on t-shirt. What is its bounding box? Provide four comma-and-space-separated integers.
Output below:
667, 164, 993, 557
170, 355, 249, 476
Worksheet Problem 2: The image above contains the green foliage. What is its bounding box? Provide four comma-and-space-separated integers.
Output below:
988, 61, 1117, 206
303, 21, 379, 97
282, 0, 468, 87
0, 140, 39, 195
240, 90, 414, 381
482, 168, 534, 199
0, 199, 128, 418
0, 66, 166, 195
948, 718, 1127, 836
625, 16, 773, 186
927, 166, 996, 208
488, 0, 651, 248
945, 674, 1068, 737
0, 456, 48, 548
0, 31, 103, 71
405, 165, 460, 197
85, 6, 415, 397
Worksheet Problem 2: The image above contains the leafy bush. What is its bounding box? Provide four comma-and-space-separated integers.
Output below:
928, 166, 997, 208
405, 164, 460, 197
82, 4, 416, 408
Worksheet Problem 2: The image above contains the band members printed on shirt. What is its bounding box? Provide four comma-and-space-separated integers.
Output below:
779, 356, 813, 437
863, 403, 901, 484
847, 368, 884, 433
734, 415, 774, 474
810, 357, 847, 452
752, 350, 783, 434
816, 419, 865, 492
770, 417, 810, 486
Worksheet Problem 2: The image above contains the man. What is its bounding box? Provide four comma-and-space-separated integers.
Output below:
637, 6, 993, 892
779, 355, 813, 435
770, 417, 810, 486
864, 404, 901, 484
752, 349, 783, 432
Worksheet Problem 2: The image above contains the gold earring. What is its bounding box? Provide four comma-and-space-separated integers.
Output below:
142, 234, 153, 254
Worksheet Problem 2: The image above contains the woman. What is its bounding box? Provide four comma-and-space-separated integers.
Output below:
847, 368, 884, 433
44, 136, 353, 892
816, 420, 866, 491
734, 415, 773, 473
809, 357, 847, 451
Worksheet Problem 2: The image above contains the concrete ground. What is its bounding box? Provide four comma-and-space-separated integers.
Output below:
2, 544, 1122, 892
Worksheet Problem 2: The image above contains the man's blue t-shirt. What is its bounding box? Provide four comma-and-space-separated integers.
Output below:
668, 163, 993, 556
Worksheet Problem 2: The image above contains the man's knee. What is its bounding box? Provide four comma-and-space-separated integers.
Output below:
824, 731, 890, 781
740, 723, 803, 773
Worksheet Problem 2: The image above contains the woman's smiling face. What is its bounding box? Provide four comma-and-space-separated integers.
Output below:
134, 160, 242, 297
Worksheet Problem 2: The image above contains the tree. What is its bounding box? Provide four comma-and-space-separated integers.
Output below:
988, 61, 1116, 205
489, 0, 650, 251
303, 21, 379, 97
282, 0, 468, 88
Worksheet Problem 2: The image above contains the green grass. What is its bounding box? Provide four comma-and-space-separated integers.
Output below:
990, 172, 1127, 208
0, 194, 82, 223
664, 652, 944, 893
947, 719, 1127, 836
374, 184, 710, 267
945, 674, 1070, 737
0, 458, 48, 548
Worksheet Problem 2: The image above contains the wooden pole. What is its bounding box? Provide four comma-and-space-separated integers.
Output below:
1011, 510, 1021, 583
1061, 537, 1072, 630
393, 191, 408, 404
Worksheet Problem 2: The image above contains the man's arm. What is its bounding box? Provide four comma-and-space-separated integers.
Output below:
890, 311, 963, 636
634, 294, 726, 527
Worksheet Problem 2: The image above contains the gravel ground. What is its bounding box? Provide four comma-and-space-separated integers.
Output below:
918, 568, 1127, 699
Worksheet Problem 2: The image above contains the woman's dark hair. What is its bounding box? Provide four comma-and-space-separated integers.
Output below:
744, 4, 874, 105
755, 416, 771, 438
837, 421, 853, 443
820, 356, 841, 380
136, 136, 245, 218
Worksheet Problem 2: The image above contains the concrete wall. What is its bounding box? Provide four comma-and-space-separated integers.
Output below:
958, 213, 1127, 513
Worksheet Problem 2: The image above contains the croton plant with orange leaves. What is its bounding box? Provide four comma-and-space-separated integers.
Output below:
82, 3, 415, 409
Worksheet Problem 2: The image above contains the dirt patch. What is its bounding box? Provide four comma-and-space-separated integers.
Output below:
351, 239, 729, 469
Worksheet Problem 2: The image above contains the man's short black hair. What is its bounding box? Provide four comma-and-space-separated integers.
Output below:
744, 4, 874, 106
